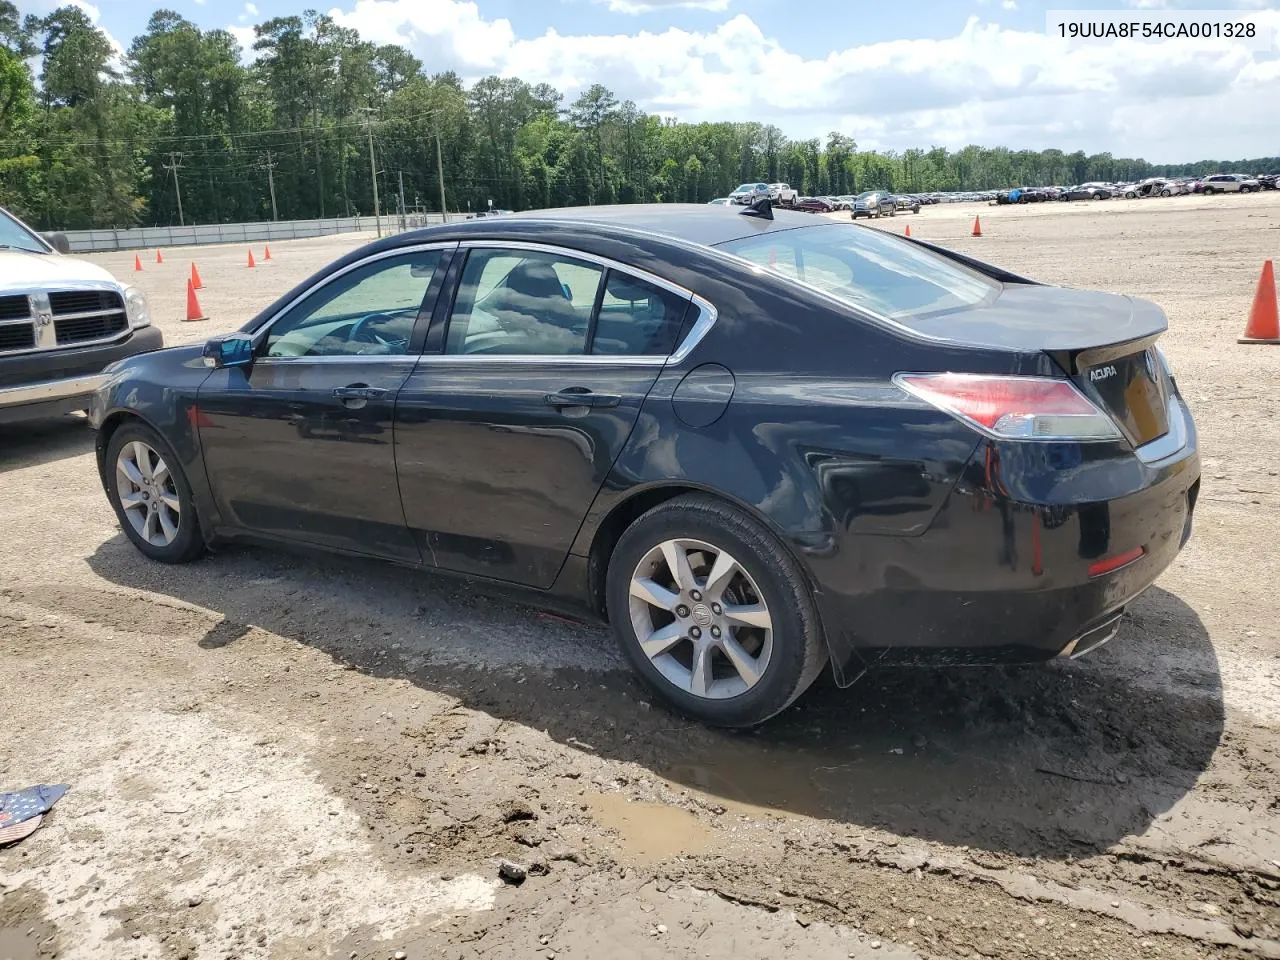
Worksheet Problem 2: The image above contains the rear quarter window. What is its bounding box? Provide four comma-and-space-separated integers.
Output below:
719, 223, 998, 323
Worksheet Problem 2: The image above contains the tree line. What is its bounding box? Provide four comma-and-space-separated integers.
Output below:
1, 2, 1276, 231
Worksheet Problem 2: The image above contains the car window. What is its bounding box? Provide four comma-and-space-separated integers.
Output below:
264, 250, 442, 358
592, 270, 690, 356
720, 223, 998, 322
446, 249, 604, 356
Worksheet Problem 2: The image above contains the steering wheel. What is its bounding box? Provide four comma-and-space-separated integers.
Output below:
348, 312, 409, 353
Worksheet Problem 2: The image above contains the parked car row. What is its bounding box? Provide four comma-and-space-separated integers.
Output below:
992, 173, 1276, 205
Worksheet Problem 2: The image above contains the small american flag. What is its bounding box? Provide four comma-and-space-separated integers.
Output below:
0, 813, 42, 846
0, 784, 68, 828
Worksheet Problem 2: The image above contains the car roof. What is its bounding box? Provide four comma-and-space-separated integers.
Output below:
423, 203, 825, 248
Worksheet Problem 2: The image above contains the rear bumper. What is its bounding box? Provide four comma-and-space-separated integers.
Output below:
0, 327, 163, 422
809, 413, 1200, 678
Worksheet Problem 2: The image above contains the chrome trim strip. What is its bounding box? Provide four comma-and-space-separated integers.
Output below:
254, 237, 721, 367
1134, 394, 1190, 464
252, 241, 460, 347
412, 354, 668, 367
51, 308, 127, 323
0, 279, 124, 299
670, 297, 717, 364
255, 355, 420, 366
0, 327, 132, 358
0, 372, 108, 408
456, 238, 697, 303
0, 317, 34, 327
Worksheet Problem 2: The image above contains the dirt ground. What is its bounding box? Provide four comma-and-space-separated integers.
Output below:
2, 193, 1278, 960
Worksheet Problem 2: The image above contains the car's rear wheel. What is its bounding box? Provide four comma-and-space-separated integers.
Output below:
105, 422, 204, 564
606, 495, 826, 727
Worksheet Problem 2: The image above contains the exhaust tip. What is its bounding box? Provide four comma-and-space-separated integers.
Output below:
1059, 611, 1124, 660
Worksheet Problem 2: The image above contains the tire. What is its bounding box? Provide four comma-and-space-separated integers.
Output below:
1161, 190, 1171, 198
605, 494, 827, 727
105, 422, 205, 564
1203, 186, 1215, 195
888, 207, 896, 217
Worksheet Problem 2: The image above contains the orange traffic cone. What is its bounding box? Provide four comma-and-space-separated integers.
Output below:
904, 224, 911, 237
972, 215, 983, 237
190, 262, 203, 290
263, 245, 272, 261
247, 249, 256, 269
134, 253, 143, 272
184, 278, 206, 322
1239, 259, 1280, 344
155, 249, 164, 264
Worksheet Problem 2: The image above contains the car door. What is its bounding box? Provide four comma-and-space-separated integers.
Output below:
196, 244, 452, 562
394, 242, 697, 588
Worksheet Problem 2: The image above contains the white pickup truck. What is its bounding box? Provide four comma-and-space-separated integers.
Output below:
0, 206, 161, 424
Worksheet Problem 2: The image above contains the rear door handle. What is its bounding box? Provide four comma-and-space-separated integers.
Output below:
332, 385, 388, 400
544, 389, 621, 409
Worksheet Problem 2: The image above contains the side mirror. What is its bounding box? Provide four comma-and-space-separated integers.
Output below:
202, 333, 255, 369
41, 231, 72, 254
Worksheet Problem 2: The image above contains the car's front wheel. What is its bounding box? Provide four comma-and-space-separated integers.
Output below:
105, 422, 205, 564
606, 495, 827, 727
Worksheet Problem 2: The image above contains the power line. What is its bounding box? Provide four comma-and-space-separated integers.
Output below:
20, 108, 445, 151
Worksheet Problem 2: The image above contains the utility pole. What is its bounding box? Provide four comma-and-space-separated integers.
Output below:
397, 171, 407, 232
263, 151, 279, 222
435, 130, 448, 223
362, 109, 382, 237
162, 152, 185, 227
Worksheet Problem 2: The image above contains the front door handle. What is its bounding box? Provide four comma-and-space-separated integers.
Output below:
332, 385, 388, 401
544, 388, 621, 409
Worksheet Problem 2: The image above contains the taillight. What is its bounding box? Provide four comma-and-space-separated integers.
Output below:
894, 372, 1122, 441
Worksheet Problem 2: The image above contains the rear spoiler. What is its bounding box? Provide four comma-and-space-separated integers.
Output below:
890, 229, 1042, 286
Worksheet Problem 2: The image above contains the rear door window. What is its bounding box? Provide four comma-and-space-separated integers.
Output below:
445, 249, 603, 356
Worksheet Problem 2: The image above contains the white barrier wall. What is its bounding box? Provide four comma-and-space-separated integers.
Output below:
60, 214, 451, 253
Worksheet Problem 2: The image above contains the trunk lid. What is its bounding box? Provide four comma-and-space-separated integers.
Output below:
906, 285, 1172, 449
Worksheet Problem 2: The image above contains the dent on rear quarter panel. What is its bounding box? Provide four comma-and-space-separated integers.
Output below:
577, 368, 980, 558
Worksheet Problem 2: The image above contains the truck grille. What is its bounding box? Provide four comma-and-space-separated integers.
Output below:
51, 290, 128, 346
0, 295, 30, 322
0, 322, 35, 352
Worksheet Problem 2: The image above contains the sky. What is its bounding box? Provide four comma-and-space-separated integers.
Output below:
27, 0, 1280, 162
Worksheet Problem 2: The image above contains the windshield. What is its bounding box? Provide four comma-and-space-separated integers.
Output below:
733, 184, 755, 192
719, 223, 998, 322
856, 191, 876, 200
0, 207, 50, 253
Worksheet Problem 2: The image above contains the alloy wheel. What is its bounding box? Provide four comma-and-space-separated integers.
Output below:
628, 538, 773, 700
116, 440, 181, 547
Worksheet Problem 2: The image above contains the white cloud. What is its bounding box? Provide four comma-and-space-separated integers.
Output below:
1122, 0, 1277, 7
227, 24, 260, 63
239, 2, 259, 23
1001, 0, 1017, 9
593, 0, 730, 13
327, 0, 1280, 160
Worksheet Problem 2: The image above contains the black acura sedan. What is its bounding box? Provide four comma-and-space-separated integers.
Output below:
90, 204, 1199, 727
